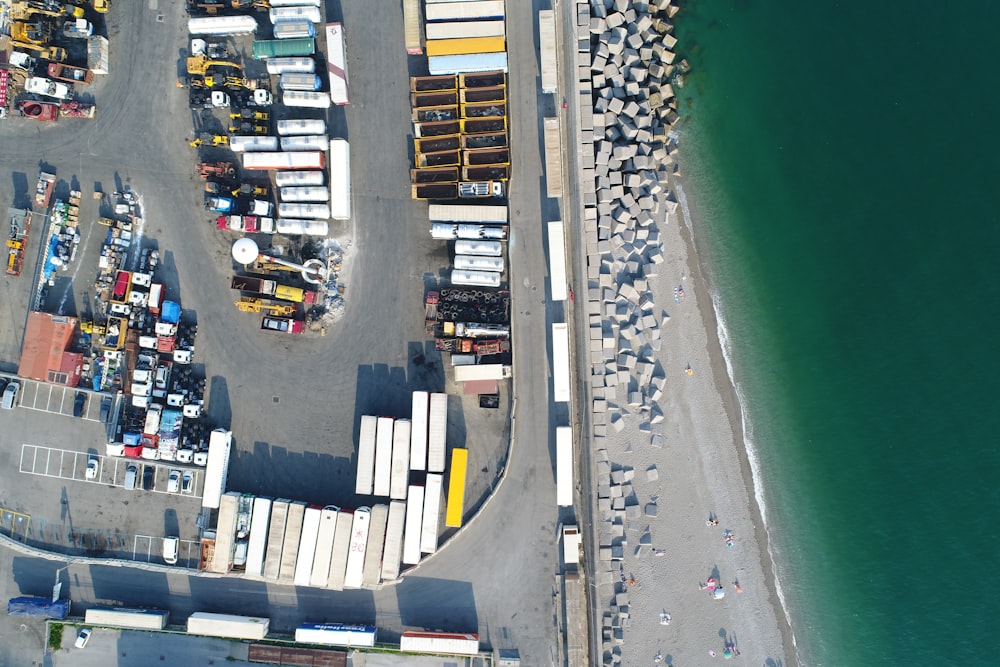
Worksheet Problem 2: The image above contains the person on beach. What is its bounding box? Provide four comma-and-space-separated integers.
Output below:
734, 580, 744, 593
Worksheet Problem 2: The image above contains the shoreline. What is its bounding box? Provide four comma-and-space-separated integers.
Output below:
672, 175, 800, 665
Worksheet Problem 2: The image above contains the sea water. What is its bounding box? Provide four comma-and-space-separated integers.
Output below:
674, 2, 1000, 665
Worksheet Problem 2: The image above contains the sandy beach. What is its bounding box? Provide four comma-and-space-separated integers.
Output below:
587, 166, 795, 665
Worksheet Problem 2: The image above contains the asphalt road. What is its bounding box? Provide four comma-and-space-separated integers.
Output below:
0, 0, 565, 665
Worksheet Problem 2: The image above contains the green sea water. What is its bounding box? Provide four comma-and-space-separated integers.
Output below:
674, 2, 1000, 665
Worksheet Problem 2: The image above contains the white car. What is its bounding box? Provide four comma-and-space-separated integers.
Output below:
85, 457, 99, 480
75, 628, 92, 648
25, 77, 72, 100
167, 470, 181, 493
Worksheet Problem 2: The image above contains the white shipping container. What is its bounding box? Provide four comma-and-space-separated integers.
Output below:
293, 506, 323, 586
547, 221, 568, 301
428, 203, 507, 223
556, 426, 574, 507
325, 23, 349, 105
552, 323, 571, 403
381, 500, 407, 581
454, 239, 503, 256
425, 1, 505, 21
374, 416, 394, 497
451, 269, 501, 287
428, 52, 508, 75
283, 90, 332, 108
229, 135, 279, 153
276, 118, 326, 135
361, 503, 389, 587
425, 20, 505, 40
270, 0, 320, 6
280, 186, 330, 202
277, 202, 331, 219
420, 473, 443, 554
187, 613, 270, 641
356, 415, 377, 495
263, 499, 289, 580
538, 10, 557, 94
390, 420, 411, 500
270, 6, 322, 23
329, 138, 351, 220
281, 135, 329, 152
243, 151, 325, 171
273, 19, 315, 39
275, 218, 329, 236
279, 73, 322, 91
326, 510, 354, 590
275, 170, 324, 187
278, 501, 306, 583
399, 631, 479, 656
410, 391, 429, 471
427, 393, 448, 473
188, 16, 258, 36
84, 607, 169, 630
454, 254, 504, 272
343, 507, 371, 589
245, 497, 272, 577
309, 506, 340, 587
266, 57, 316, 74
402, 485, 424, 565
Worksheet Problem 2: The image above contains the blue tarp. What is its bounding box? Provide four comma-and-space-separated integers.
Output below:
161, 301, 181, 323
7, 597, 71, 619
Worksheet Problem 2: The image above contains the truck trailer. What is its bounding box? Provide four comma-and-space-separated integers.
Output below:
245, 496, 272, 577
428, 52, 508, 76
243, 151, 326, 171
556, 426, 574, 507
273, 20, 315, 40
276, 118, 326, 135
188, 16, 258, 36
343, 507, 371, 589
202, 429, 232, 509
280, 186, 330, 202
266, 57, 316, 74
420, 473, 443, 554
281, 135, 329, 152
400, 631, 479, 656
427, 393, 448, 473
390, 419, 412, 500
402, 485, 424, 565
374, 416, 394, 497
429, 203, 507, 223
410, 391, 429, 471
454, 255, 504, 272
187, 612, 270, 640
275, 170, 325, 187
210, 492, 239, 574
361, 503, 389, 586
425, 1, 505, 21
309, 506, 340, 587
329, 138, 351, 220
326, 510, 354, 590
295, 623, 377, 648
426, 20, 505, 40
552, 323, 571, 403
293, 506, 323, 586
275, 218, 329, 236
451, 269, 501, 287
263, 499, 289, 580
547, 221, 568, 301
454, 239, 503, 256
381, 500, 407, 580
282, 90, 331, 108
231, 276, 317, 303
278, 501, 307, 583
356, 415, 377, 495
539, 10, 557, 94
84, 607, 169, 630
326, 23, 350, 105
253, 38, 315, 59
403, 0, 423, 55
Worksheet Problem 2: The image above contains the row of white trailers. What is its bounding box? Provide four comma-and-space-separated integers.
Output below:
79, 608, 479, 655
421, 1, 509, 75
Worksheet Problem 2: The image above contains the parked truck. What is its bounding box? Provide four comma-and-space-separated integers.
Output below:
261, 316, 305, 334
326, 23, 350, 105
217, 215, 276, 233
47, 62, 94, 85
202, 429, 232, 509
187, 612, 270, 640
231, 275, 318, 303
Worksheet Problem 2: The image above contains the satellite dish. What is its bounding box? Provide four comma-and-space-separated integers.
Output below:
231, 238, 259, 265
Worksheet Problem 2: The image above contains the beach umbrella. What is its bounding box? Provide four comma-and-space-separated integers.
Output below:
713, 587, 726, 599
723, 648, 734, 659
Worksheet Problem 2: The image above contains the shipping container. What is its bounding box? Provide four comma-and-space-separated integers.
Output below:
277, 202, 331, 219
454, 239, 503, 256
404, 0, 423, 55
411, 167, 460, 183
415, 149, 459, 167
275, 218, 329, 236
400, 631, 479, 656
278, 501, 306, 583
187, 612, 270, 640
310, 506, 340, 587
462, 163, 509, 181
276, 118, 326, 135
188, 16, 258, 36
202, 429, 232, 509
538, 10, 557, 94
429, 52, 508, 75
420, 473, 443, 554
280, 186, 330, 202
427, 393, 448, 473
295, 623, 377, 648
362, 503, 389, 586
326, 23, 350, 105
326, 510, 354, 590
243, 151, 326, 171
543, 117, 562, 197
356, 415, 377, 495
552, 322, 570, 403
460, 86, 506, 104
414, 119, 461, 138
253, 38, 315, 59
263, 499, 290, 580
273, 20, 315, 40
412, 183, 458, 200
426, 20, 505, 40
245, 497, 272, 577
454, 254, 504, 272
329, 138, 351, 220
293, 506, 323, 586
426, 36, 505, 57
211, 492, 238, 573
451, 269, 501, 287
547, 220, 568, 301
270, 6, 322, 24
402, 485, 424, 565
414, 133, 460, 153
229, 135, 280, 152
445, 448, 468, 527
281, 135, 329, 152
381, 500, 407, 580
270, 0, 320, 6
390, 420, 411, 500
411, 89, 459, 107
463, 147, 510, 164
429, 204, 507, 223
266, 57, 316, 74
425, 1, 505, 21
84, 607, 169, 630
343, 507, 370, 589
275, 170, 325, 187
410, 391, 429, 471
374, 416, 394, 497
556, 426, 573, 507
283, 90, 331, 108
279, 72, 322, 91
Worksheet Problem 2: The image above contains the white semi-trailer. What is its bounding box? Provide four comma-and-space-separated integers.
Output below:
326, 510, 353, 590
552, 323, 571, 403
202, 429, 232, 509
329, 138, 351, 220
361, 503, 389, 587
420, 473, 443, 554
326, 23, 349, 105
402, 485, 424, 565
84, 607, 168, 630
309, 506, 340, 587
410, 391, 429, 471
381, 499, 407, 581
275, 170, 324, 187
245, 496, 272, 577
451, 269, 501, 287
263, 499, 289, 580
278, 501, 306, 583
295, 623, 377, 647
547, 221, 568, 301
343, 507, 371, 589
356, 415, 377, 495
557, 426, 574, 507
427, 393, 448, 473
276, 118, 326, 135
538, 9, 557, 94
374, 417, 394, 497
390, 419, 411, 500
187, 612, 269, 640
428, 203, 507, 223
293, 505, 322, 586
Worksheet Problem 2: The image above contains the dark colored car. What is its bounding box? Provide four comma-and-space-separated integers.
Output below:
74, 392, 87, 417
142, 466, 154, 491
99, 396, 112, 423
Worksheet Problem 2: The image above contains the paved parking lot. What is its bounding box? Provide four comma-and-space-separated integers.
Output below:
132, 534, 200, 568
14, 380, 106, 421
19, 444, 204, 497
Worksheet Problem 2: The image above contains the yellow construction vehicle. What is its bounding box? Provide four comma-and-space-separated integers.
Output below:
10, 1, 62, 20
189, 134, 230, 148
235, 297, 296, 316
232, 183, 268, 197
92, 0, 109, 13
204, 74, 252, 89
228, 124, 268, 135
251, 257, 296, 274
11, 20, 50, 45
230, 109, 269, 121
186, 55, 243, 76
9, 39, 66, 62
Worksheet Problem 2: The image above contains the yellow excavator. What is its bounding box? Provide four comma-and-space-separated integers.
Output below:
235, 297, 296, 316
10, 1, 63, 20
232, 184, 268, 197
9, 39, 66, 62
186, 55, 243, 76
189, 134, 230, 148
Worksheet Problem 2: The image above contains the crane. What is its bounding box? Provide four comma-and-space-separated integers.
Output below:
234, 297, 296, 316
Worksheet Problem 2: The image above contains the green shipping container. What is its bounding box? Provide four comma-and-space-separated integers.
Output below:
252, 38, 315, 60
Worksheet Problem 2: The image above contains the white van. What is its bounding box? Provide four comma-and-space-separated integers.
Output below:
1, 381, 19, 409
162, 536, 179, 565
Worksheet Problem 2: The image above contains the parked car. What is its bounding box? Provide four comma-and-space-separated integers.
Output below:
182, 471, 194, 494
167, 470, 181, 493
74, 392, 87, 417
85, 457, 99, 480
124, 464, 138, 490
1, 381, 20, 409
142, 466, 154, 491
99, 396, 112, 422
24, 77, 72, 100
162, 536, 179, 565
74, 627, 92, 648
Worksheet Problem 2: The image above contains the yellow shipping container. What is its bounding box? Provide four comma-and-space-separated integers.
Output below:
425, 36, 506, 57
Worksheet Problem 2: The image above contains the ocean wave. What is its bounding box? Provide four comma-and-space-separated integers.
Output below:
674, 182, 801, 663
